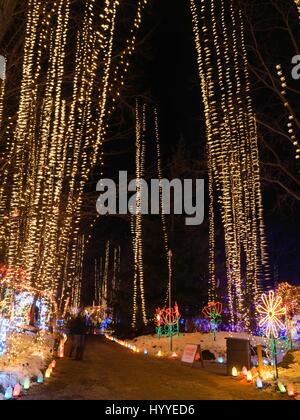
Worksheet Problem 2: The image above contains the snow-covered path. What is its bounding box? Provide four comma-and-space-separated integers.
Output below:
21, 336, 284, 400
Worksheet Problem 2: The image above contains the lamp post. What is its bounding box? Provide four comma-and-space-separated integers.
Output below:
168, 250, 173, 351
168, 250, 173, 311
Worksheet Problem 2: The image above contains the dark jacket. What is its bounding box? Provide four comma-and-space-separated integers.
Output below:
70, 316, 87, 335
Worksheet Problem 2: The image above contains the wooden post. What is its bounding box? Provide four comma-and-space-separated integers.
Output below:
257, 345, 263, 375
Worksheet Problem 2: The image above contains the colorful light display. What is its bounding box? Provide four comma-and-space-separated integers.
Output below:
155, 307, 164, 339
257, 291, 286, 380
202, 302, 223, 341
0, 0, 149, 323
257, 291, 286, 339
154, 304, 181, 352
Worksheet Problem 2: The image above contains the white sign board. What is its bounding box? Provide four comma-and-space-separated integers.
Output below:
181, 344, 203, 367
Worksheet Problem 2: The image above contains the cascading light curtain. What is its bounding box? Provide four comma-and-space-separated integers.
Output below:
275, 64, 300, 162
190, 0, 270, 330
101, 241, 110, 310
0, 56, 5, 128
131, 102, 147, 328
1, 0, 149, 315
154, 109, 172, 306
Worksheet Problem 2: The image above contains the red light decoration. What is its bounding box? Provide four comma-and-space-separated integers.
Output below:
202, 301, 223, 341
155, 307, 163, 338
202, 301, 223, 319
154, 304, 181, 350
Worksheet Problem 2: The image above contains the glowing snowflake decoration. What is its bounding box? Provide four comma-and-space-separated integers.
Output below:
257, 291, 286, 339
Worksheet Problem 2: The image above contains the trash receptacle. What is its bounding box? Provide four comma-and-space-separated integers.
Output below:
226, 337, 251, 376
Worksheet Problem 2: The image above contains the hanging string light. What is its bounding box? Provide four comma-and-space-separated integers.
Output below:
154, 109, 173, 305
59, 0, 149, 302
2, 0, 149, 310
112, 246, 119, 293
1, 0, 150, 330
275, 64, 300, 163
190, 0, 270, 330
95, 259, 100, 307
71, 234, 84, 309
102, 241, 110, 309
7, 0, 44, 274
0, 55, 6, 128
131, 102, 147, 328
0, 117, 14, 249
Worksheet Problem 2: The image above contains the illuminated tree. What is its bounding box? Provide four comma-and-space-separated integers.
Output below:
0, 0, 150, 314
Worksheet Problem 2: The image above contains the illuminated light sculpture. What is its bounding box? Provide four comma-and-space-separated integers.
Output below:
144, 349, 148, 356
217, 356, 224, 364
258, 291, 287, 340
157, 350, 163, 357
13, 383, 21, 398
155, 307, 164, 339
202, 302, 223, 341
45, 369, 51, 379
157, 303, 181, 352
257, 291, 286, 380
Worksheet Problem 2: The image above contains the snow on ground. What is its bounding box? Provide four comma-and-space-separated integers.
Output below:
0, 331, 54, 392
279, 351, 300, 399
128, 331, 263, 360
127, 332, 300, 399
